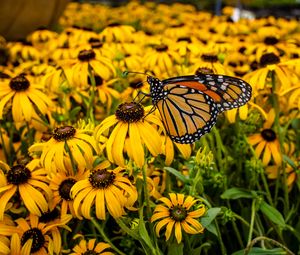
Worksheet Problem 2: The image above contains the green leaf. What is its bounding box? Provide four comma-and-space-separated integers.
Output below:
200, 208, 221, 236
138, 209, 154, 251
69, 106, 81, 120
221, 188, 256, 199
164, 167, 189, 184
167, 242, 183, 255
200, 208, 221, 227
259, 201, 286, 227
232, 247, 286, 255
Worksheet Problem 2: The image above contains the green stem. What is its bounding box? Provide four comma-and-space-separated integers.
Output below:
245, 236, 295, 255
141, 164, 151, 218
270, 71, 289, 212
0, 125, 10, 164
246, 135, 273, 206
215, 219, 227, 255
91, 217, 126, 255
87, 68, 96, 124
247, 199, 256, 246
64, 141, 77, 173
233, 213, 260, 236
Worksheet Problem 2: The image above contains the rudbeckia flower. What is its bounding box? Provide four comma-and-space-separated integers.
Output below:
5, 213, 69, 254
95, 102, 163, 168
71, 165, 138, 220
49, 159, 89, 217
0, 74, 53, 125
70, 238, 113, 255
29, 125, 99, 173
0, 159, 52, 221
62, 49, 116, 88
99, 23, 136, 43
243, 53, 299, 94
144, 44, 182, 76
248, 109, 282, 166
151, 193, 206, 243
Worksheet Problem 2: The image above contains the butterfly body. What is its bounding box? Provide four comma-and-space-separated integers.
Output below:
147, 74, 252, 144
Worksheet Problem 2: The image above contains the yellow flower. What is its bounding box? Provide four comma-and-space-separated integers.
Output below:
70, 238, 113, 255
0, 74, 53, 125
0, 159, 52, 221
48, 160, 89, 217
151, 193, 206, 243
71, 164, 137, 220
99, 23, 136, 43
8, 41, 41, 64
163, 136, 192, 166
95, 102, 163, 168
143, 44, 182, 76
248, 109, 282, 166
190, 52, 234, 76
243, 53, 299, 94
62, 49, 116, 88
266, 164, 297, 191
6, 213, 69, 254
29, 125, 99, 173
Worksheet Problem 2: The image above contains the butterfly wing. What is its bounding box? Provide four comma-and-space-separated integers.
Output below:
156, 83, 219, 144
163, 74, 252, 112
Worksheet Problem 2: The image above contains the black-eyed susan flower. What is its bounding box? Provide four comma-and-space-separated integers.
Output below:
70, 238, 113, 255
99, 23, 136, 43
71, 164, 138, 220
29, 125, 99, 173
49, 160, 89, 217
151, 193, 205, 243
0, 74, 53, 125
243, 53, 299, 93
62, 49, 116, 89
95, 103, 163, 168
248, 109, 282, 166
143, 43, 182, 76
0, 159, 52, 221
13, 213, 68, 254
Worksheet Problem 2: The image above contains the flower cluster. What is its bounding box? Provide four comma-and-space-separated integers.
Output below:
0, 1, 299, 254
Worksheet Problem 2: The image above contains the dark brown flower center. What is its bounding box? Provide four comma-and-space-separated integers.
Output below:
170, 205, 187, 221
264, 36, 279, 45
170, 23, 185, 28
7, 165, 31, 185
261, 128, 277, 142
260, 53, 280, 66
83, 251, 98, 255
21, 228, 45, 253
89, 169, 115, 189
201, 53, 218, 63
177, 37, 192, 43
89, 38, 103, 48
88, 75, 103, 86
155, 44, 168, 52
115, 102, 144, 123
195, 67, 214, 75
9, 75, 30, 91
39, 208, 60, 223
0, 72, 10, 79
78, 49, 96, 61
129, 79, 143, 89
108, 22, 121, 27
53, 126, 76, 141
59, 178, 77, 200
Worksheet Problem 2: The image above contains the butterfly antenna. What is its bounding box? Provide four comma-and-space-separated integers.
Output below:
122, 70, 151, 77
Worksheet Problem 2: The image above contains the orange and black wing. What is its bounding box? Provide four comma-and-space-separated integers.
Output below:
162, 74, 252, 112
156, 83, 219, 144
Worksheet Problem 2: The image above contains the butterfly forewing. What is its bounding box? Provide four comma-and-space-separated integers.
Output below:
156, 84, 219, 144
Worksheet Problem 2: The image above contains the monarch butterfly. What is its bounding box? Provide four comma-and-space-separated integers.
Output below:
146, 73, 252, 144
125, 71, 252, 144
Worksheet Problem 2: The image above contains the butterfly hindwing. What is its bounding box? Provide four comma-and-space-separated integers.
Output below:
156, 83, 219, 144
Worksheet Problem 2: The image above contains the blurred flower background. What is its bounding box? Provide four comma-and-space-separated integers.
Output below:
0, 0, 299, 254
